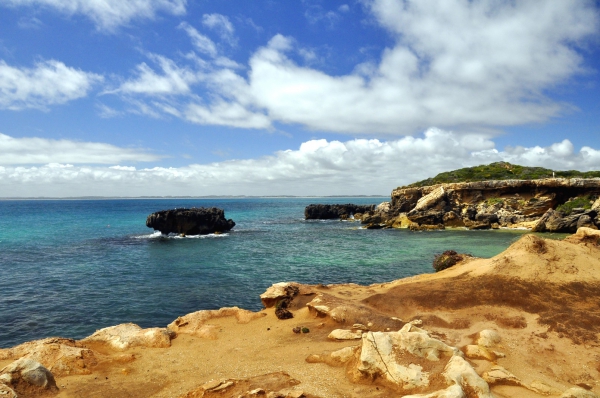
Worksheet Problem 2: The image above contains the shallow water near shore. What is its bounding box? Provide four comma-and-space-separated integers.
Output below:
0, 198, 554, 348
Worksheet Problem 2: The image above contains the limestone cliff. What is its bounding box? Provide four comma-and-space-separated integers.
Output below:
382, 178, 600, 231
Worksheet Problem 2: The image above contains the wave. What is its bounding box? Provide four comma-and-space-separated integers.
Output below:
133, 231, 230, 239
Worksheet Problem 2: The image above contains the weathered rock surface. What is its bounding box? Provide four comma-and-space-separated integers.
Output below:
0, 358, 58, 396
561, 387, 600, 398
0, 337, 99, 376
304, 204, 375, 220
146, 207, 235, 235
81, 323, 174, 350
0, 382, 17, 398
168, 307, 266, 338
327, 329, 363, 340
376, 178, 600, 231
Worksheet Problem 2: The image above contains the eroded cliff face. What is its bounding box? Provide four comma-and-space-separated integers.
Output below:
382, 178, 600, 231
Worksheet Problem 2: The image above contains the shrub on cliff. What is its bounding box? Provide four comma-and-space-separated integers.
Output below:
405, 162, 600, 188
433, 250, 464, 272
556, 196, 594, 216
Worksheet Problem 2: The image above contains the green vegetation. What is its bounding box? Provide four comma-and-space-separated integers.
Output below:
405, 162, 600, 188
485, 197, 504, 206
556, 196, 594, 215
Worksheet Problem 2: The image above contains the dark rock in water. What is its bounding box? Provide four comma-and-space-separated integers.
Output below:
304, 204, 375, 220
146, 207, 235, 235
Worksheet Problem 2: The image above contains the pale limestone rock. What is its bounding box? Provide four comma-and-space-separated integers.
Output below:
398, 323, 461, 360
560, 387, 599, 398
477, 330, 501, 347
0, 358, 58, 392
328, 329, 363, 340
444, 355, 493, 398
0, 337, 98, 376
414, 186, 445, 212
81, 323, 173, 350
306, 346, 358, 367
463, 345, 497, 361
482, 366, 522, 385
530, 380, 562, 395
168, 307, 265, 337
592, 198, 600, 211
359, 331, 430, 389
376, 202, 391, 212
260, 282, 300, 307
0, 382, 17, 398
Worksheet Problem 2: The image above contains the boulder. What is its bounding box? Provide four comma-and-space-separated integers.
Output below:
81, 323, 174, 350
0, 337, 99, 376
304, 204, 375, 220
146, 207, 235, 235
0, 358, 58, 395
327, 329, 363, 340
407, 209, 445, 225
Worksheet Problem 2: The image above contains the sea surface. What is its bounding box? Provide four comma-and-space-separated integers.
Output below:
0, 197, 546, 348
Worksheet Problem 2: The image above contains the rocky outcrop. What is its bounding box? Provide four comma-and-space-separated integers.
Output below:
146, 207, 235, 235
380, 178, 600, 231
304, 204, 375, 220
81, 323, 174, 350
0, 358, 58, 396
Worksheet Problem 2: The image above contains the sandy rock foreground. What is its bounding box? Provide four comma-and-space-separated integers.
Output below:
2, 228, 600, 397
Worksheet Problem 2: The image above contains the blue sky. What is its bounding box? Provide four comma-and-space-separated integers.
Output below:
0, 0, 599, 197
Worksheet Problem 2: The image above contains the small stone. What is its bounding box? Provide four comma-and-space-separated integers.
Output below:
328, 329, 362, 340
202, 379, 222, 390
301, 327, 309, 334
248, 388, 266, 395
464, 345, 497, 361
292, 327, 301, 334
477, 329, 501, 347
482, 366, 521, 386
352, 323, 368, 330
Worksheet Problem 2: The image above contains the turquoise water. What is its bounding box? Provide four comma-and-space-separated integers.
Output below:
0, 198, 534, 348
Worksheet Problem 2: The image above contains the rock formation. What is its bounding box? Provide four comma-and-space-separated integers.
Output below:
304, 204, 375, 220
146, 207, 235, 235
367, 178, 600, 231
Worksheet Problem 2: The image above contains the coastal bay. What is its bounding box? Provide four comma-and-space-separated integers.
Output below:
0, 198, 536, 349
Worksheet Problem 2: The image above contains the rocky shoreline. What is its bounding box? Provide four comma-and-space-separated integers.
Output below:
2, 228, 600, 397
306, 178, 600, 233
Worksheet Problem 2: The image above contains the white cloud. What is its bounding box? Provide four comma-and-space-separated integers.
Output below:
0, 133, 161, 164
2, 0, 187, 30
0, 60, 103, 110
110, 1, 598, 136
1, 128, 599, 197
114, 54, 197, 96
179, 22, 217, 57
201, 13, 236, 46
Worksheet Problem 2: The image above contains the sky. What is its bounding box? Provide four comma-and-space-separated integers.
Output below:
0, 0, 599, 197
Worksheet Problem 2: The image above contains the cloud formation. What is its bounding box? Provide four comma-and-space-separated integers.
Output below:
2, 0, 187, 30
0, 60, 103, 110
2, 129, 599, 197
110, 0, 598, 136
0, 133, 161, 164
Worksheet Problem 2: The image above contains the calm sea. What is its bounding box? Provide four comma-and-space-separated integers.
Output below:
0, 198, 536, 348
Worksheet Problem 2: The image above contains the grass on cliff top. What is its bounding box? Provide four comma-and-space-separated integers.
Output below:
404, 162, 600, 188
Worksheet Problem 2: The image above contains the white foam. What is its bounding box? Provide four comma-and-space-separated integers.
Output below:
133, 231, 229, 239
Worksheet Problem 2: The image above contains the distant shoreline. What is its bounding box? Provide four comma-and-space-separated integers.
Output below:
0, 195, 389, 201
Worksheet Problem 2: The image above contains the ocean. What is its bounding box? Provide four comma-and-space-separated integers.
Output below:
0, 197, 537, 348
